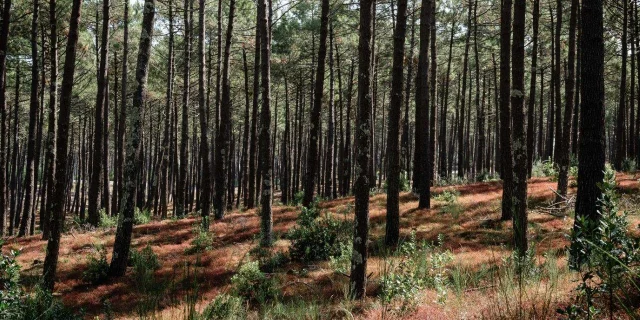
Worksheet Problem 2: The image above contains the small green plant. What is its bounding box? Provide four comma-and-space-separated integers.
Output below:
432, 189, 460, 203
329, 242, 352, 275
288, 213, 353, 262
622, 158, 637, 173
231, 261, 280, 304
532, 159, 558, 179
200, 294, 247, 320
257, 251, 288, 273
134, 208, 151, 225
99, 209, 117, 228
292, 191, 305, 205
82, 243, 110, 285
185, 224, 214, 254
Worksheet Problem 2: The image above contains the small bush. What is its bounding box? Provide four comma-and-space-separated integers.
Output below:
231, 261, 280, 304
622, 158, 637, 173
82, 244, 110, 285
292, 191, 305, 205
432, 189, 460, 204
134, 208, 151, 225
200, 294, 247, 320
329, 242, 352, 275
532, 159, 558, 179
258, 252, 288, 273
99, 209, 117, 229
131, 245, 161, 295
288, 213, 353, 262
185, 225, 213, 254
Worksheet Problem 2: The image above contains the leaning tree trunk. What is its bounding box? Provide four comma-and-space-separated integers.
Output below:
384, 0, 408, 247
571, 0, 605, 267
42, 0, 83, 292
109, 0, 156, 277
350, 0, 374, 299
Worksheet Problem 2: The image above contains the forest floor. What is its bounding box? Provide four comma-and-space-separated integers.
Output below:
4, 174, 640, 319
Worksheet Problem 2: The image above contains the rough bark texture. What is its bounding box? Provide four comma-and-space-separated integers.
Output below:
197, 0, 211, 228
258, 0, 272, 247
385, 0, 408, 246
350, 0, 373, 299
0, 0, 9, 236
109, 0, 156, 277
499, 0, 513, 221
42, 0, 83, 291
414, 0, 432, 209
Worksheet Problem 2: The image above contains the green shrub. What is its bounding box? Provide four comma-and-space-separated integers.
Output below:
82, 244, 110, 285
288, 213, 353, 262
258, 252, 288, 273
231, 261, 280, 304
532, 159, 558, 179
134, 208, 152, 225
566, 168, 640, 318
200, 294, 247, 320
185, 225, 213, 254
432, 189, 460, 204
329, 242, 352, 275
292, 191, 305, 205
20, 287, 83, 320
0, 241, 24, 318
622, 158, 637, 173
131, 245, 161, 295
99, 209, 117, 228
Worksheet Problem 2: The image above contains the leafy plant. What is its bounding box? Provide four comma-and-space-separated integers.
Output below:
622, 158, 637, 173
532, 159, 558, 179
134, 208, 152, 225
82, 243, 110, 285
231, 261, 280, 304
200, 294, 247, 320
288, 213, 353, 262
99, 209, 117, 229
185, 224, 214, 254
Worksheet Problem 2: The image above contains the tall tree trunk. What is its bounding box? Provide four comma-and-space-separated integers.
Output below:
499, 0, 513, 221
42, 0, 83, 291
18, 0, 39, 236
511, 0, 528, 257
428, 0, 437, 184
571, 0, 605, 267
350, 0, 374, 299
0, 0, 9, 236
160, 0, 174, 219
302, 0, 330, 207
439, 20, 455, 180
88, 0, 110, 227
247, 5, 260, 209
241, 48, 250, 206
176, 0, 190, 217
109, 0, 156, 276
197, 0, 211, 228
556, 0, 578, 200
527, 0, 540, 176
553, 0, 562, 164
385, 0, 408, 247
457, 0, 471, 179
413, 0, 432, 209
257, 0, 272, 247
615, 0, 629, 170
214, 0, 235, 219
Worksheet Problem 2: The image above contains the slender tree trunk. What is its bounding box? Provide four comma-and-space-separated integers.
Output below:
42, 0, 82, 291
214, 0, 235, 219
109, 0, 156, 276
527, 0, 540, 176
414, 0, 432, 209
553, 0, 562, 164
385, 0, 408, 246
87, 0, 110, 227
350, 0, 373, 299
241, 48, 250, 206
512, 0, 528, 257
257, 0, 272, 247
499, 0, 513, 221
615, 0, 629, 170
0, 0, 10, 237
160, 0, 174, 219
457, 1, 471, 179
302, 0, 330, 207
176, 0, 190, 217
18, 0, 39, 236
197, 0, 211, 228
247, 5, 260, 209
556, 0, 578, 200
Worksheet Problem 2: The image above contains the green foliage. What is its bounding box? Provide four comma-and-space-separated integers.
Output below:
200, 294, 247, 320
131, 245, 161, 294
1, 241, 82, 319
185, 224, 214, 254
251, 247, 289, 273
292, 191, 305, 206
99, 209, 117, 229
329, 242, 352, 275
532, 159, 558, 179
261, 299, 327, 320
622, 158, 637, 173
134, 208, 152, 225
433, 189, 463, 219
566, 168, 639, 318
231, 261, 280, 304
380, 233, 453, 310
288, 212, 353, 262
82, 244, 110, 285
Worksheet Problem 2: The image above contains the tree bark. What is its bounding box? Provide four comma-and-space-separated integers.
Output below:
499, 0, 513, 221
109, 0, 156, 276
414, 0, 432, 209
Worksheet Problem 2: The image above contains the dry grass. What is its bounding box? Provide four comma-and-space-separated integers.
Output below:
2, 174, 639, 319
